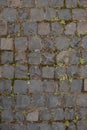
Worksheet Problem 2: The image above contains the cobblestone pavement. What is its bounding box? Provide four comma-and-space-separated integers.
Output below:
0, 0, 87, 130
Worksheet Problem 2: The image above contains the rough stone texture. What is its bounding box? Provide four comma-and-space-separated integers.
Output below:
8, 0, 21, 7
38, 22, 50, 35
77, 94, 87, 106
0, 0, 87, 129
23, 22, 37, 35
1, 8, 17, 22
30, 8, 44, 21
27, 111, 39, 121
1, 51, 13, 64
51, 22, 63, 35
0, 19, 7, 35
0, 80, 11, 94
71, 79, 82, 92
1, 38, 13, 50
84, 79, 87, 91
29, 36, 42, 51
58, 9, 71, 20
49, 0, 64, 7
66, 0, 78, 7
72, 9, 87, 20
42, 67, 54, 78
15, 37, 27, 50
77, 22, 87, 34
14, 80, 28, 94
29, 52, 41, 65
55, 36, 70, 50
65, 23, 76, 35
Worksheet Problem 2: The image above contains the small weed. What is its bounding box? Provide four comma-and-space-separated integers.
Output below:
68, 77, 73, 83
73, 116, 79, 124
54, 92, 59, 96
51, 16, 59, 21
79, 57, 85, 65
64, 120, 70, 127
17, 32, 21, 37
57, 61, 64, 66
60, 20, 66, 25
22, 110, 27, 118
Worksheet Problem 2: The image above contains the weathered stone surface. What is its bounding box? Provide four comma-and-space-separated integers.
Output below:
79, 66, 87, 78
27, 111, 39, 121
71, 79, 82, 92
29, 80, 43, 92
54, 108, 64, 120
29, 52, 41, 65
64, 108, 75, 120
0, 96, 14, 109
15, 65, 28, 78
0, 19, 7, 35
1, 38, 13, 50
52, 122, 65, 130
58, 9, 71, 20
37, 0, 49, 7
47, 94, 63, 107
2, 8, 17, 22
66, 0, 78, 7
65, 23, 76, 35
14, 80, 28, 94
58, 81, 70, 92
79, 0, 87, 7
21, 0, 35, 7
29, 66, 41, 79
2, 65, 14, 78
15, 52, 27, 64
30, 9, 44, 21
44, 8, 57, 21
54, 66, 66, 79
32, 94, 46, 107
84, 79, 87, 91
27, 123, 38, 130
55, 36, 70, 50
2, 109, 13, 122
56, 51, 69, 65
38, 22, 50, 35
51, 22, 63, 35
43, 80, 55, 92
29, 36, 42, 50
49, 0, 64, 7
23, 22, 37, 35
42, 52, 55, 65
16, 95, 30, 110
8, 0, 21, 7
0, 0, 7, 6
15, 111, 24, 121
15, 37, 27, 50
40, 108, 51, 120
77, 94, 87, 106
39, 123, 51, 130
72, 9, 87, 20
43, 37, 55, 50
77, 22, 87, 34
42, 67, 54, 78
18, 9, 30, 20
1, 51, 13, 64
82, 36, 87, 49
64, 94, 76, 107
77, 121, 87, 130
0, 80, 11, 94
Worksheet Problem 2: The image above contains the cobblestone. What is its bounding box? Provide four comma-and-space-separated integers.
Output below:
0, 0, 87, 129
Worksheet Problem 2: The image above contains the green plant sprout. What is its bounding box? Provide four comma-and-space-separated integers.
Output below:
79, 57, 85, 65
